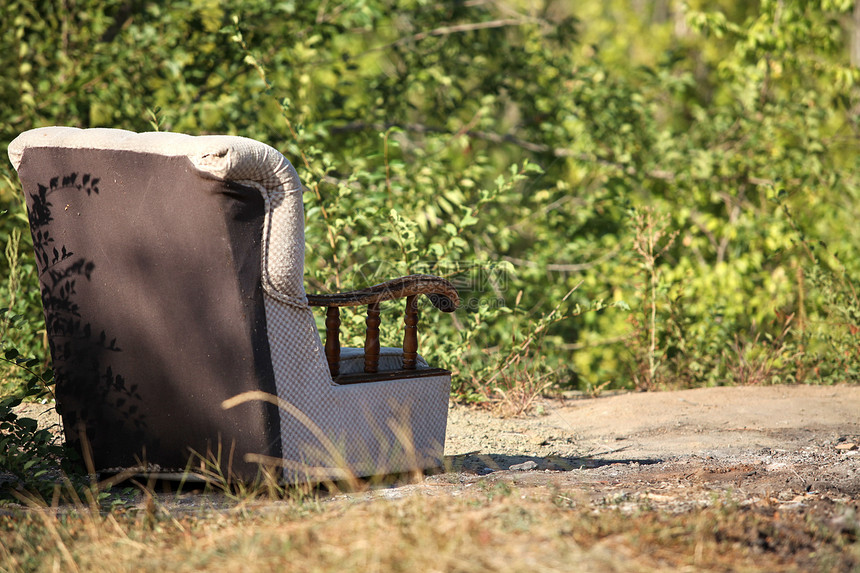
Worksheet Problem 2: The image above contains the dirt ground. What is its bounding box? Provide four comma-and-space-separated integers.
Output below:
436, 385, 860, 512
11, 384, 860, 509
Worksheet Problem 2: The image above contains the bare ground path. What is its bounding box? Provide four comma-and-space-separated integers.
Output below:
10, 384, 860, 501
437, 385, 860, 510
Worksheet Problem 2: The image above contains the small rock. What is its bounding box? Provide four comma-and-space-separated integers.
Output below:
509, 460, 538, 471
808, 480, 842, 494
778, 501, 806, 511
835, 442, 857, 452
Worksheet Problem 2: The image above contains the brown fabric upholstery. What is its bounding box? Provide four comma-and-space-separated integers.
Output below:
16, 147, 281, 478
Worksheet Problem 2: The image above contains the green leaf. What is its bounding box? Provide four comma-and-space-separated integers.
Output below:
459, 212, 478, 227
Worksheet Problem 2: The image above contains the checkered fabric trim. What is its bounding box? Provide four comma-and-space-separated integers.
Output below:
189, 140, 308, 308
264, 294, 449, 482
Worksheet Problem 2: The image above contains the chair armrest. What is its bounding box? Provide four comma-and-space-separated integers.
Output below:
306, 274, 459, 312
306, 274, 459, 380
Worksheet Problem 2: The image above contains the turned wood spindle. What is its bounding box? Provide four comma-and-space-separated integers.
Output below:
364, 302, 381, 373
403, 295, 419, 370
324, 306, 341, 378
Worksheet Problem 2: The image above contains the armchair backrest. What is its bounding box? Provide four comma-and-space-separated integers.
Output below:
8, 127, 308, 476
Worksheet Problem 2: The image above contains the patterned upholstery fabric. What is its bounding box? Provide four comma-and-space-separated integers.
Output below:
8, 127, 450, 482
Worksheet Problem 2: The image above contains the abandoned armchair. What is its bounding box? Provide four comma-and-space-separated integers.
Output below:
8, 127, 459, 483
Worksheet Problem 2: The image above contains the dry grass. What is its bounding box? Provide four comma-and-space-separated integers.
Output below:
2, 480, 857, 572
3, 393, 858, 572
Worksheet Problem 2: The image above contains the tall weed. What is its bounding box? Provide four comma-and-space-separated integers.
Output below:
628, 206, 679, 390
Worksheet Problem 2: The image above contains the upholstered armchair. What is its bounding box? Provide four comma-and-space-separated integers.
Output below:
8, 127, 458, 482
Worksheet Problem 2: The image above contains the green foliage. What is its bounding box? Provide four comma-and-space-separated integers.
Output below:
1, 0, 859, 445
0, 199, 70, 495
0, 315, 73, 498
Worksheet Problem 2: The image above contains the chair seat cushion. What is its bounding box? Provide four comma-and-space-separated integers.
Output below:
338, 347, 430, 376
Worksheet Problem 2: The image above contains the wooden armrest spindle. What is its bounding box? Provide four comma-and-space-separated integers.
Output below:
324, 306, 341, 378
364, 302, 381, 373
403, 295, 419, 370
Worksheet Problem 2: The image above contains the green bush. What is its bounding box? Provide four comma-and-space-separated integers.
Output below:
2, 0, 859, 415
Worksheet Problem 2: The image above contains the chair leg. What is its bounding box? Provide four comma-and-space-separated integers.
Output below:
403, 295, 419, 370
364, 302, 381, 373
324, 306, 341, 378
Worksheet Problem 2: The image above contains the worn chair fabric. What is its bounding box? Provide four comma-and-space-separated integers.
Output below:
8, 127, 456, 482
